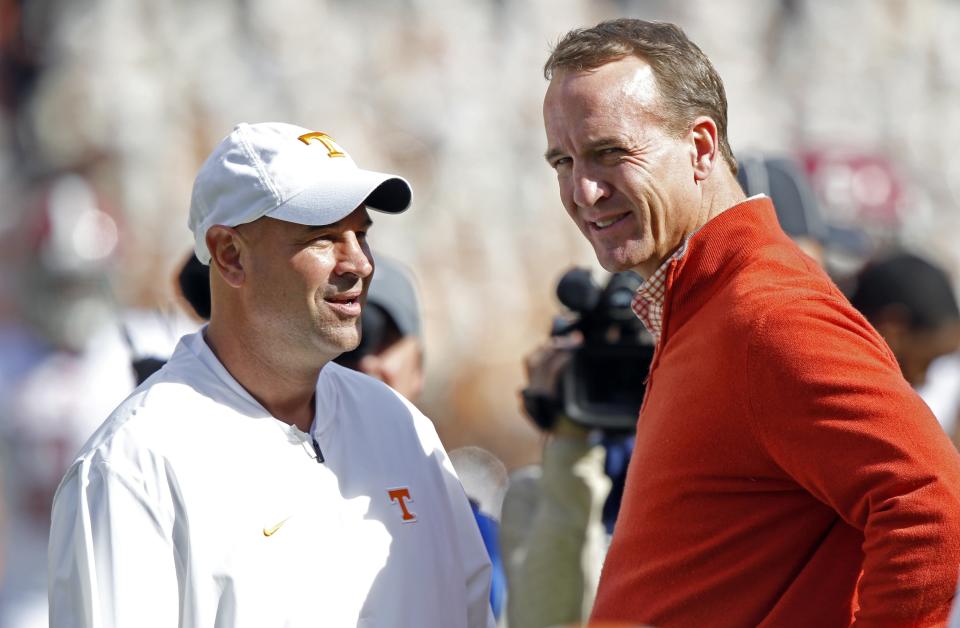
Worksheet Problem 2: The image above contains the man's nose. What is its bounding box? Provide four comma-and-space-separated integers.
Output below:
336, 234, 373, 278
571, 165, 609, 208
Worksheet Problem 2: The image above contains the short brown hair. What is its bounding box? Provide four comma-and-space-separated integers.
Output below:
545, 19, 737, 174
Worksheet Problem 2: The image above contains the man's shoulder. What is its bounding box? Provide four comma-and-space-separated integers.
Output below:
70, 363, 224, 470
727, 273, 895, 381
321, 362, 442, 447
717, 246, 847, 325
322, 362, 419, 415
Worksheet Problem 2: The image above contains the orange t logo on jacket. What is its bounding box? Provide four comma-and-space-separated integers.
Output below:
387, 487, 417, 523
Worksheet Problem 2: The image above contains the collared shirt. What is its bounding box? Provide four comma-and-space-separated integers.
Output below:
630, 241, 691, 342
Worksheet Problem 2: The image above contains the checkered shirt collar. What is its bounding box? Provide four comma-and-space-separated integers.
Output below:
630, 240, 691, 342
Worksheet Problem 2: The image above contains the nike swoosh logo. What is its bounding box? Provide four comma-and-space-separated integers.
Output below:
263, 518, 289, 537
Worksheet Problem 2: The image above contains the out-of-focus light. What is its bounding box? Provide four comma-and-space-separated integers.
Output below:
802, 150, 902, 228
72, 208, 118, 262
40, 174, 118, 273
851, 163, 894, 208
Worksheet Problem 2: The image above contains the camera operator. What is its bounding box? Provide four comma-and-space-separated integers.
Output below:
504, 269, 654, 628
504, 344, 610, 628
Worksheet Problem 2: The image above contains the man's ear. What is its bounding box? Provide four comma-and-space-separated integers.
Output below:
205, 225, 246, 288
689, 116, 719, 183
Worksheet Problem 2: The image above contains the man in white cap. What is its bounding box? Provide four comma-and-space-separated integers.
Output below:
47, 123, 495, 628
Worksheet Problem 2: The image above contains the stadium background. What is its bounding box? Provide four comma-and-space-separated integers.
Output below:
2, 0, 959, 470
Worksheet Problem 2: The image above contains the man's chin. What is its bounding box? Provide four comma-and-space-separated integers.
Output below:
595, 248, 643, 274
337, 333, 362, 354
316, 327, 362, 358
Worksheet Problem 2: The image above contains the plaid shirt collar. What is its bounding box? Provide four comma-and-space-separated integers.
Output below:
630, 239, 692, 342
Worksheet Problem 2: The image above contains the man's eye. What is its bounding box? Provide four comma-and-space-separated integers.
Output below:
551, 157, 572, 170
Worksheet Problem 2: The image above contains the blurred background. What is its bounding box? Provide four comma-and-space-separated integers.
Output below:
1, 0, 960, 624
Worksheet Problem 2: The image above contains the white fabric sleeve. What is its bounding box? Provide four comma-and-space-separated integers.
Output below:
437, 443, 496, 628
507, 437, 610, 628
404, 398, 494, 628
48, 459, 179, 628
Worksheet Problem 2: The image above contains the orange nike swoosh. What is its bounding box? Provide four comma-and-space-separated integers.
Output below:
263, 518, 289, 537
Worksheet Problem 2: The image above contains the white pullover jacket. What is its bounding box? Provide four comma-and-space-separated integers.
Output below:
48, 330, 494, 628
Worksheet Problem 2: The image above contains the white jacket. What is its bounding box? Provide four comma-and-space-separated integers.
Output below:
48, 331, 494, 628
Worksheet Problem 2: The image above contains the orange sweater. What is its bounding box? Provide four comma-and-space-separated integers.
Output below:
590, 197, 960, 627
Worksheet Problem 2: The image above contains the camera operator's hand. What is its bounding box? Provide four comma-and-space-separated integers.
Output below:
524, 335, 578, 394
520, 334, 589, 434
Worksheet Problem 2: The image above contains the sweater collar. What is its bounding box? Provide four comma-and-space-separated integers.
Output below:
659, 196, 787, 338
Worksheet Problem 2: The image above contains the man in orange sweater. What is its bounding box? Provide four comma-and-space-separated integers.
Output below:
539, 18, 960, 626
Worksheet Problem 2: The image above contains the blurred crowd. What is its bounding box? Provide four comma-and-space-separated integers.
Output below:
3, 0, 960, 463
2, 0, 960, 626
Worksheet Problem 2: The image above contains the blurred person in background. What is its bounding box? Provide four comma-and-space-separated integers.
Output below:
504, 267, 653, 628
849, 251, 960, 442
737, 153, 830, 265
735, 151, 873, 276
47, 123, 494, 627
0, 173, 193, 628
176, 252, 212, 322
921, 351, 960, 448
537, 17, 960, 626
502, 362, 611, 628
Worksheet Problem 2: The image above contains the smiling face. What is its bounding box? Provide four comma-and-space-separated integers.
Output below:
237, 205, 374, 365
543, 56, 709, 277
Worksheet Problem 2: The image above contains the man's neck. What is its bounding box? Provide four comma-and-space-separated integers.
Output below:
692, 166, 744, 232
204, 321, 322, 433
634, 172, 747, 279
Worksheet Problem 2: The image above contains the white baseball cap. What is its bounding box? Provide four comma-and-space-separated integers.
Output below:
188, 122, 412, 264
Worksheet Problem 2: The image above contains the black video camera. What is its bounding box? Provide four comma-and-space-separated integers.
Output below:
524, 268, 656, 433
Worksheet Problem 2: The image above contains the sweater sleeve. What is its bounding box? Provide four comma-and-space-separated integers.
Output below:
48, 458, 179, 628
747, 297, 960, 627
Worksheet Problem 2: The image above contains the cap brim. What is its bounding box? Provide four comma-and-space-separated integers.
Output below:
266, 168, 412, 227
